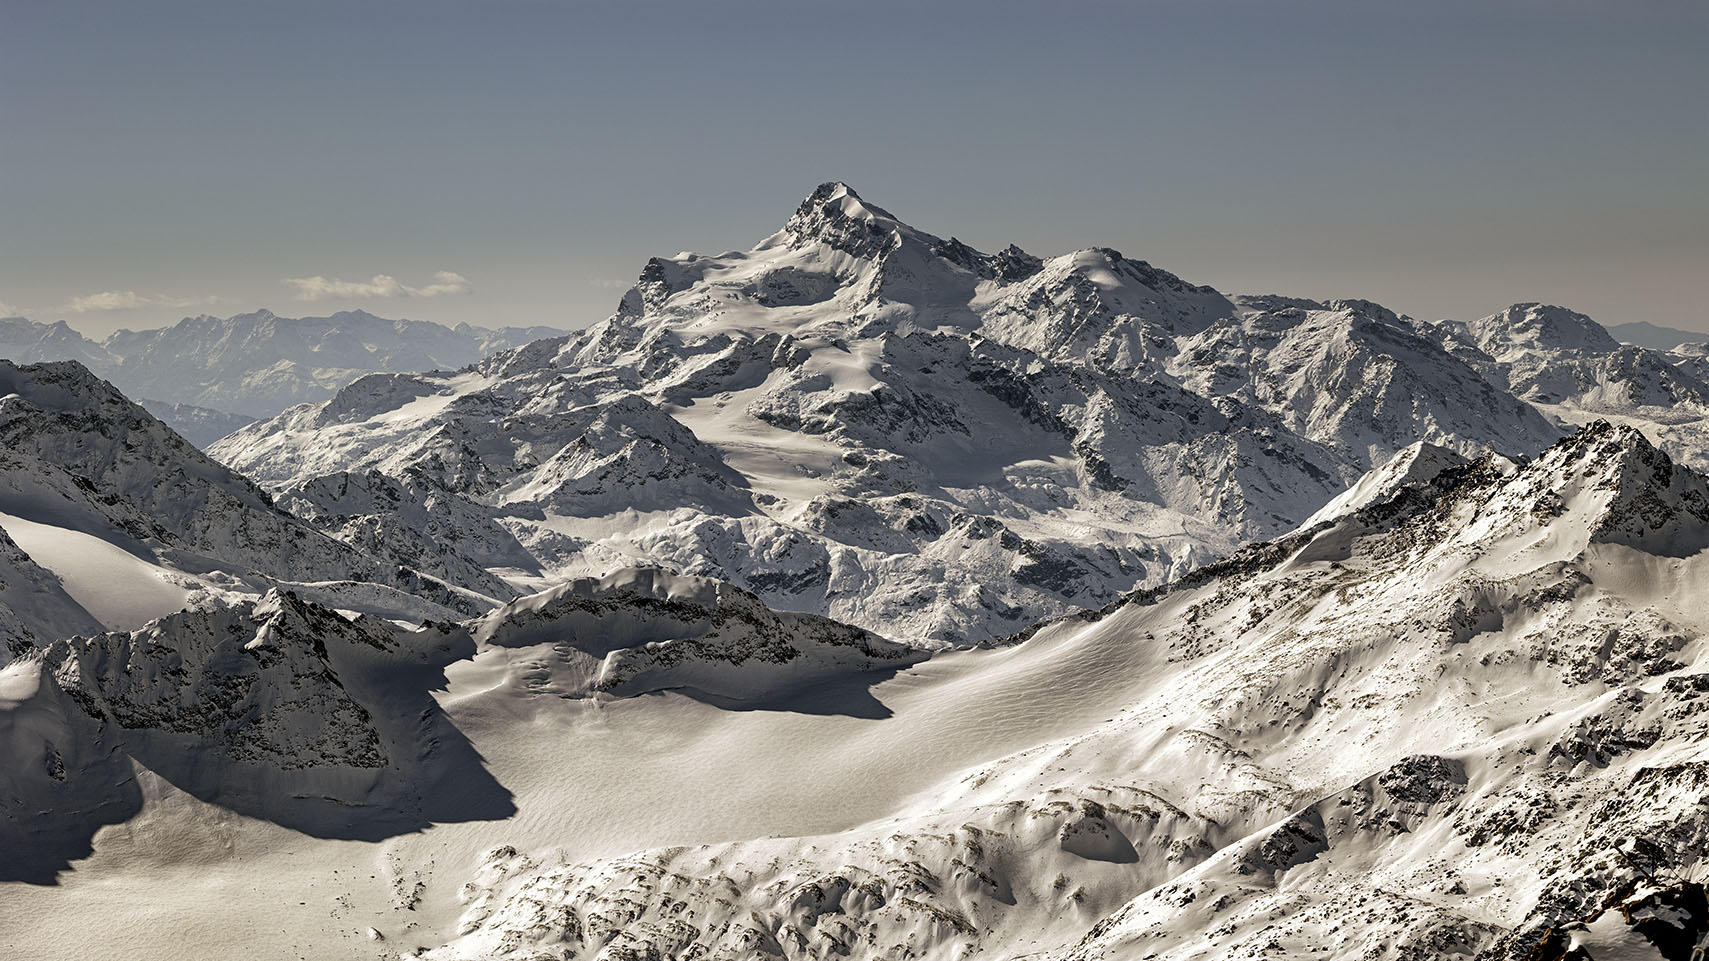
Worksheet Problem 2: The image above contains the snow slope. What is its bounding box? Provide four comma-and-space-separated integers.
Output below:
0, 523, 103, 654
420, 422, 1709, 961
4, 423, 1708, 960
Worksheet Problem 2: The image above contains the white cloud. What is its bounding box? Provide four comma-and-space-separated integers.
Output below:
283, 270, 472, 301
62, 291, 218, 313
413, 271, 473, 297
0, 300, 22, 317
282, 274, 407, 300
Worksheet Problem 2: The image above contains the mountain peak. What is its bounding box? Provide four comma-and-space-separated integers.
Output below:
801, 181, 893, 220
1518, 420, 1709, 555
781, 182, 909, 258
1543, 418, 1662, 468
1471, 302, 1618, 354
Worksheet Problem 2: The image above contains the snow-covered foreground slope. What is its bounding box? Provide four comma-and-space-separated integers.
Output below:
8, 422, 1707, 960
213, 183, 1567, 647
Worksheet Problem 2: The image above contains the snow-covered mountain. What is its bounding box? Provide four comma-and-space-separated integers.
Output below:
471, 567, 926, 702
2, 589, 511, 882
1419, 303, 1709, 472
104, 309, 565, 417
7, 185, 1709, 961
0, 309, 564, 430
0, 316, 114, 371
212, 183, 1566, 647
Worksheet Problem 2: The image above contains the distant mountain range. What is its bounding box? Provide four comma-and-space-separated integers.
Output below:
0, 309, 564, 443
1606, 319, 1709, 350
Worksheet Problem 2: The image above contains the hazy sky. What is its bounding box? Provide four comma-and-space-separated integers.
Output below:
4, 0, 1705, 337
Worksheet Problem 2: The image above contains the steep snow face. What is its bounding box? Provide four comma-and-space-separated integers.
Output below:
0, 653, 140, 884
420, 423, 1709, 961
213, 184, 1583, 647
472, 567, 927, 702
0, 524, 104, 656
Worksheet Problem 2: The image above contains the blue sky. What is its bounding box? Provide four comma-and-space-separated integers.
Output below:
3, 0, 1705, 336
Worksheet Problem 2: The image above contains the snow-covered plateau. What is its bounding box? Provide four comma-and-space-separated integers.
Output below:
3, 184, 1708, 960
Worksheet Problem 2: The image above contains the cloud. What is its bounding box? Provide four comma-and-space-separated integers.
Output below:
0, 300, 22, 317
62, 291, 218, 313
412, 271, 473, 297
282, 270, 472, 301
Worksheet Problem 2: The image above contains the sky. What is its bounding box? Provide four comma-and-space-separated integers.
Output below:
2, 0, 1705, 337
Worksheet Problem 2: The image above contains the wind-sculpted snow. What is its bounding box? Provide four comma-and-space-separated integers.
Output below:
433, 788, 1217, 961
213, 183, 1597, 647
418, 423, 1709, 961
17, 185, 1709, 959
0, 654, 141, 884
